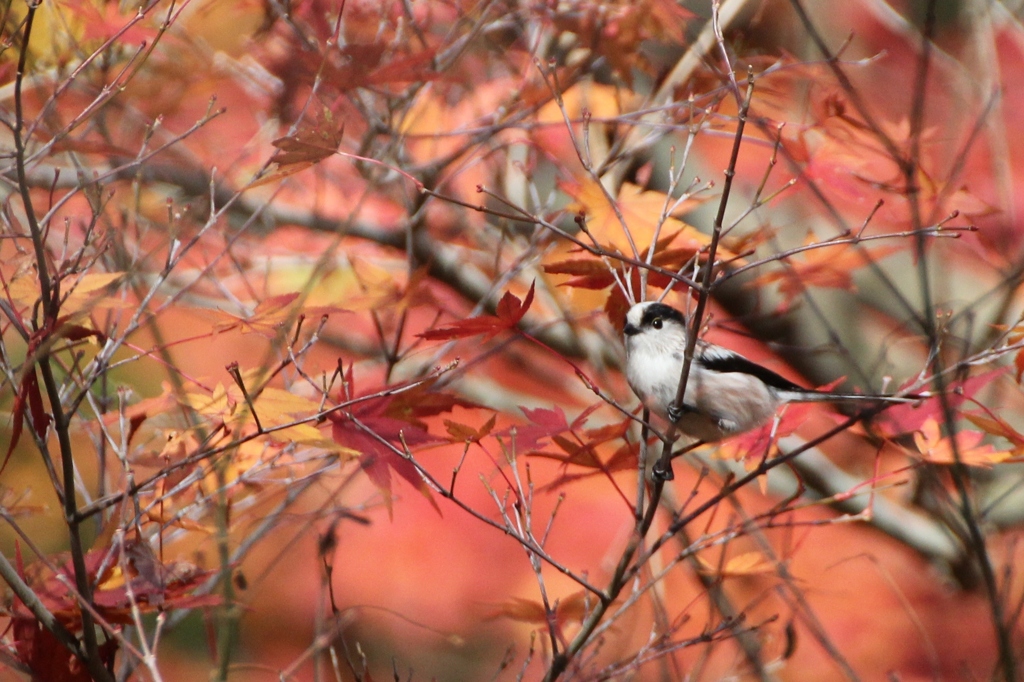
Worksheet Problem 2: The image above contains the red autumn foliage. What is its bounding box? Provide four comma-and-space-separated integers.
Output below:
419, 282, 536, 341
4, 1, 1024, 681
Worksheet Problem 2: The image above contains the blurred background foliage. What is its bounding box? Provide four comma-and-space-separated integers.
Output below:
3, 0, 1024, 680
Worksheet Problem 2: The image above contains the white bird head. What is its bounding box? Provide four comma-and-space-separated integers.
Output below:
623, 301, 688, 354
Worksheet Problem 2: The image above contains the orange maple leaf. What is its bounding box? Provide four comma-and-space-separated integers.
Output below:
964, 411, 1024, 455
485, 590, 589, 629
913, 417, 1011, 467
751, 237, 902, 301
444, 413, 498, 443
562, 177, 716, 258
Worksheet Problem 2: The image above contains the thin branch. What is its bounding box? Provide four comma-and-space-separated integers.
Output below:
655, 70, 756, 478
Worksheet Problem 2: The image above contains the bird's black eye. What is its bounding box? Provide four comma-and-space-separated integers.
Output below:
651, 317, 663, 330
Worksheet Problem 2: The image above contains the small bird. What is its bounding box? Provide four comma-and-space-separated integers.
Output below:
623, 301, 919, 477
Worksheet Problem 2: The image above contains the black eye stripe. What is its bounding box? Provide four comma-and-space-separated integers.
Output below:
640, 303, 685, 328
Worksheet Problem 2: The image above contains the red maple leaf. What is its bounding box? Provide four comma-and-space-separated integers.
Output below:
10, 541, 218, 680
328, 377, 472, 517
876, 370, 1002, 436
495, 403, 602, 453
715, 402, 817, 462
418, 282, 535, 341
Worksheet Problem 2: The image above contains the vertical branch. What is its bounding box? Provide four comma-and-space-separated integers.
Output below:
213, 456, 238, 682
544, 75, 757, 682
10, 5, 113, 682
904, 2, 1016, 680
906, 0, 937, 310
39, 363, 111, 679
13, 3, 53, 317
654, 70, 755, 477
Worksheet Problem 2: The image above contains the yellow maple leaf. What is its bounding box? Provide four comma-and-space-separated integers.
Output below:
9, 271, 124, 315
182, 383, 236, 418
696, 551, 776, 578
252, 387, 321, 420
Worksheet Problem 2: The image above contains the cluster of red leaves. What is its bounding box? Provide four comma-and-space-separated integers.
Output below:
7, 540, 217, 681
551, 0, 694, 83
261, 0, 439, 117
714, 402, 820, 464
494, 404, 636, 490
328, 373, 479, 516
9, 624, 117, 682
750, 240, 903, 309
545, 233, 700, 329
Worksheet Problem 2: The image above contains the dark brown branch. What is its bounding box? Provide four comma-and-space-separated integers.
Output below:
0, 549, 86, 664
10, 5, 112, 681
655, 70, 755, 479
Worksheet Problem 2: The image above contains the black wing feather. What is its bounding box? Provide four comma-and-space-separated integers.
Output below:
698, 348, 807, 393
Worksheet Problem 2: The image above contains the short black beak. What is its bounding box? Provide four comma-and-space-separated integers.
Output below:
623, 323, 640, 336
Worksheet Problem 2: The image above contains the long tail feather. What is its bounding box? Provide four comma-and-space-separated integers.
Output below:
783, 391, 926, 404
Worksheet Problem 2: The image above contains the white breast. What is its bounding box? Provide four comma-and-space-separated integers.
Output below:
624, 340, 682, 422
625, 333, 784, 442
